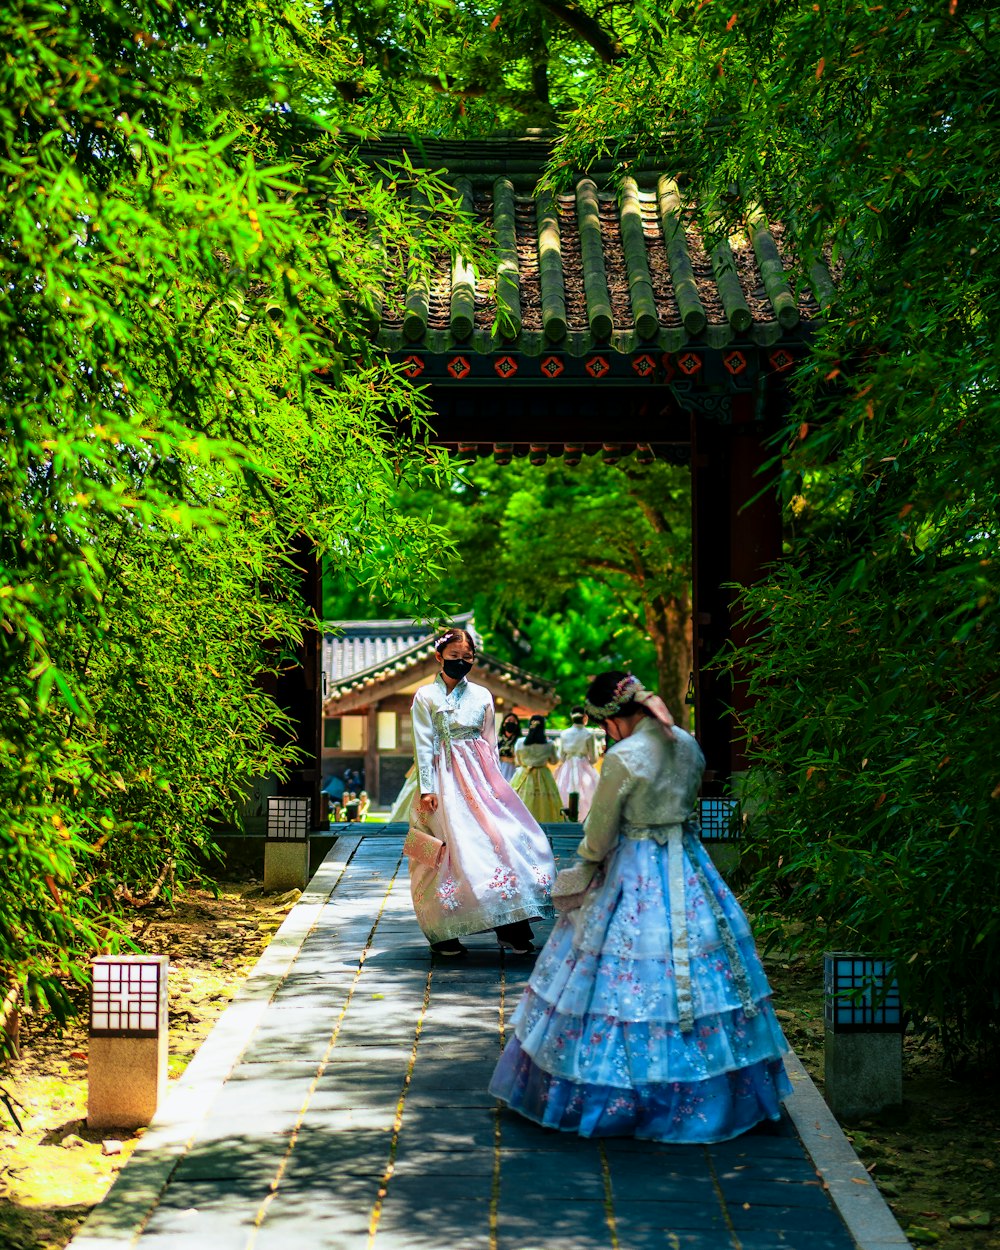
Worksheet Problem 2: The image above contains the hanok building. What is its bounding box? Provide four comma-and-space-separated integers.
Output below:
322, 616, 559, 807
276, 135, 834, 819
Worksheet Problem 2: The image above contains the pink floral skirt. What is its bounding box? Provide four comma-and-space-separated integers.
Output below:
554, 756, 600, 819
408, 738, 555, 943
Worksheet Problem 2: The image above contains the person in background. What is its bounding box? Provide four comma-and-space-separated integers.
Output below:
387, 763, 418, 823
321, 772, 346, 825
321, 773, 346, 801
497, 712, 522, 782
357, 791, 371, 821
490, 670, 791, 1143
554, 706, 600, 820
511, 715, 564, 824
408, 627, 555, 957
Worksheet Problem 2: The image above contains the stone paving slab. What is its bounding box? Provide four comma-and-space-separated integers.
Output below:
70, 832, 913, 1250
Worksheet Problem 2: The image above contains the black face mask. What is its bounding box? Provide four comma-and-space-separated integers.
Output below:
442, 658, 473, 680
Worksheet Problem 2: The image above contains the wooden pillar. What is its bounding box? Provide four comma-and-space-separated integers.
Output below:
275, 534, 322, 826
365, 704, 378, 805
690, 412, 732, 794
690, 391, 783, 786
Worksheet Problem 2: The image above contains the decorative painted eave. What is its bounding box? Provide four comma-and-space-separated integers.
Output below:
358, 136, 834, 384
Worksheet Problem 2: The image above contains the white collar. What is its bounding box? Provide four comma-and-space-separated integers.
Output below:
435, 673, 468, 700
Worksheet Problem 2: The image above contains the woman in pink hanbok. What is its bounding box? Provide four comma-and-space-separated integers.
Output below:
408, 627, 555, 957
554, 706, 601, 820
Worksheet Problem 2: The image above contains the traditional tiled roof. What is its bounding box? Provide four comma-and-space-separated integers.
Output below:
359, 136, 834, 374
323, 618, 449, 687
322, 614, 557, 708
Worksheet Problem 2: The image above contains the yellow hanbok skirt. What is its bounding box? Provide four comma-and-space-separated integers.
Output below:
511, 765, 565, 823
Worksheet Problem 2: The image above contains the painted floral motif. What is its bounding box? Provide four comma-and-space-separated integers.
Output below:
487, 865, 519, 901
532, 865, 553, 892
437, 876, 461, 912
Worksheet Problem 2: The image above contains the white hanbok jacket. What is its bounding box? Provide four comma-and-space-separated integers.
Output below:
406, 676, 555, 942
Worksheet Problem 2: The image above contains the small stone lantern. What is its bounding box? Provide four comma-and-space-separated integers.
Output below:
698, 797, 740, 876
263, 795, 312, 891
87, 955, 168, 1129
824, 952, 903, 1119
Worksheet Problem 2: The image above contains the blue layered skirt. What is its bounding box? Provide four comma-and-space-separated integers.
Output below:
489, 832, 792, 1143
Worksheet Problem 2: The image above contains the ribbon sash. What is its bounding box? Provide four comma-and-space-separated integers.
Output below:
431, 710, 481, 769
622, 821, 757, 1034
666, 826, 695, 1033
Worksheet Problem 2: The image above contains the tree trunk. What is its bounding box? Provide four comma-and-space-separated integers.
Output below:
645, 590, 693, 730
534, 0, 626, 62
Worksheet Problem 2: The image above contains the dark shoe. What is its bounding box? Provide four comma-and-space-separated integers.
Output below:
430, 938, 467, 957
495, 920, 535, 955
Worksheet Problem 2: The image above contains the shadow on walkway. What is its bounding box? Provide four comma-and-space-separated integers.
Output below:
71, 834, 867, 1250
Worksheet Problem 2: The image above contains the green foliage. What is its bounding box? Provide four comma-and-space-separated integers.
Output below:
331, 0, 999, 1051
325, 454, 692, 717
539, 0, 1000, 1054
731, 537, 999, 1057
0, 0, 476, 1040
324, 0, 644, 129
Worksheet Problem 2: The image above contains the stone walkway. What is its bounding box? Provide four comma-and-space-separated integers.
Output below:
72, 832, 911, 1250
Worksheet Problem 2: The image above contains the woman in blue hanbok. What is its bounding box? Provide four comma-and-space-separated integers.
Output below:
490, 671, 791, 1144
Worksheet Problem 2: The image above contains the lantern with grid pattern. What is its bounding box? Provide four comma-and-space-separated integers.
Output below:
824, 953, 902, 1033
90, 956, 167, 1038
267, 795, 311, 841
697, 797, 739, 842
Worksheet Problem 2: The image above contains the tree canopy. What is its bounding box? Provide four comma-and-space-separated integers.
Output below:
325, 454, 692, 720
3, 0, 998, 1060
327, 0, 643, 126
0, 0, 477, 1034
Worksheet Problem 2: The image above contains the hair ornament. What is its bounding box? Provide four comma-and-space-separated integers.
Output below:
584, 673, 646, 720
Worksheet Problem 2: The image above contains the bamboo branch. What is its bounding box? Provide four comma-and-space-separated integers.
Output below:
0, 979, 21, 1063
115, 857, 174, 909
